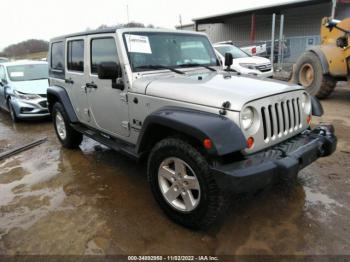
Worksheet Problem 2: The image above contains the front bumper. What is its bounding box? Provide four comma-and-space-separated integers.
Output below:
11, 97, 50, 119
211, 124, 337, 193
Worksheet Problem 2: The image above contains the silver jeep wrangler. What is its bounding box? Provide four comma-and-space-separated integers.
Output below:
47, 28, 337, 229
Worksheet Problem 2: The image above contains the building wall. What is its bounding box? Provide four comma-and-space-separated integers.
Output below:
198, 2, 333, 43
175, 24, 195, 31
336, 3, 350, 19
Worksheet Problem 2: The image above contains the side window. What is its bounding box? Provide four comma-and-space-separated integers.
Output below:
51, 41, 64, 71
0, 66, 5, 80
67, 40, 84, 72
91, 38, 118, 74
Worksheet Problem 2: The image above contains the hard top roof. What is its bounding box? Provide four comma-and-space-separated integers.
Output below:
50, 27, 206, 42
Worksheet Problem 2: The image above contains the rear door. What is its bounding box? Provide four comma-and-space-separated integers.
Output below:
86, 34, 130, 137
65, 37, 91, 124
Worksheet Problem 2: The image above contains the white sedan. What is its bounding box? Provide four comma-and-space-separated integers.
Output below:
214, 43, 273, 78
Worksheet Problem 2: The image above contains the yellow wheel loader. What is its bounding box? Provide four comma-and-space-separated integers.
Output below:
293, 17, 350, 99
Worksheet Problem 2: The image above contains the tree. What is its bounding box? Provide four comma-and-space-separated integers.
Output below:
0, 39, 49, 58
93, 21, 156, 30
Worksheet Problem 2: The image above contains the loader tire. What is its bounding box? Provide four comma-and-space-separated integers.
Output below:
294, 51, 336, 99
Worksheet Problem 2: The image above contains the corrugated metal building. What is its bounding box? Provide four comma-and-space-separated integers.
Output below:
177, 0, 350, 65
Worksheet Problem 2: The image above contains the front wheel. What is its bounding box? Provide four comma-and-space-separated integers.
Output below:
147, 138, 227, 229
52, 102, 83, 149
8, 99, 19, 123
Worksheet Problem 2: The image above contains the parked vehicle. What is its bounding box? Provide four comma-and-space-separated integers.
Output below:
48, 28, 336, 229
241, 43, 267, 57
216, 41, 267, 57
292, 17, 350, 99
214, 42, 273, 78
0, 57, 9, 63
0, 60, 49, 122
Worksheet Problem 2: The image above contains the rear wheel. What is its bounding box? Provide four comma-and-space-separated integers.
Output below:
52, 102, 83, 149
147, 138, 227, 229
294, 51, 336, 99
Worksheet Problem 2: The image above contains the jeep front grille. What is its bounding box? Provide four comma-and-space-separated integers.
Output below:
261, 98, 302, 142
242, 90, 308, 154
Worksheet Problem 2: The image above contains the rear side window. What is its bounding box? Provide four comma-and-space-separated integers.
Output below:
91, 38, 118, 74
51, 42, 64, 71
67, 40, 84, 72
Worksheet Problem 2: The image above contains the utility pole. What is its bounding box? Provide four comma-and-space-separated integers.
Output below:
179, 15, 183, 30
126, 5, 130, 24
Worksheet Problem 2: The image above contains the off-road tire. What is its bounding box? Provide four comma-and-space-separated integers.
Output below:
294, 51, 336, 99
52, 102, 83, 149
7, 99, 19, 123
147, 138, 227, 230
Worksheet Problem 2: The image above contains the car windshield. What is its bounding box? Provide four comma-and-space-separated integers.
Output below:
7, 64, 48, 82
215, 45, 250, 59
123, 32, 218, 72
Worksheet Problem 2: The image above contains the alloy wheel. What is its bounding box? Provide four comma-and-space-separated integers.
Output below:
158, 157, 201, 212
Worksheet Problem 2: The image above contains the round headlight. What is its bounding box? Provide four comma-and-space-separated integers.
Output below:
241, 107, 254, 130
301, 93, 312, 115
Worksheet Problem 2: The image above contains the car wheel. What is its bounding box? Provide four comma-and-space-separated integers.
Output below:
8, 99, 19, 123
52, 102, 83, 149
147, 137, 227, 229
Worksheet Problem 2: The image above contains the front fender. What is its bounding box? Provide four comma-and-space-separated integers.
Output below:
311, 96, 324, 117
308, 47, 329, 74
47, 85, 78, 122
136, 107, 247, 156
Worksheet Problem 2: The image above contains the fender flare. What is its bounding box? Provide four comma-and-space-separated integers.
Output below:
47, 85, 78, 123
311, 96, 324, 117
136, 107, 247, 156
308, 47, 329, 74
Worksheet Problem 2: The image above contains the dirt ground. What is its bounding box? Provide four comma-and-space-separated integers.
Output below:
0, 83, 349, 256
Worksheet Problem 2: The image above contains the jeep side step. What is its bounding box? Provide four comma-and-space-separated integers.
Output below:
71, 123, 140, 161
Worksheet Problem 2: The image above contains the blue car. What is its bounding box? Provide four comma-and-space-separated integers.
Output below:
0, 60, 49, 122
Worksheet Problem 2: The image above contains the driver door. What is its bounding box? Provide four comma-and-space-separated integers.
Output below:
86, 34, 130, 137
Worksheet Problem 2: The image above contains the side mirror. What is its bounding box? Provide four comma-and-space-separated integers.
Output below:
98, 62, 124, 90
224, 53, 233, 70
336, 36, 348, 48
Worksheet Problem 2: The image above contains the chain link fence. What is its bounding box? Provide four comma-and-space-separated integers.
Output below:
233, 35, 321, 72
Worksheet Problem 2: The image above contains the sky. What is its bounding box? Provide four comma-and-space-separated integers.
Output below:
0, 0, 301, 51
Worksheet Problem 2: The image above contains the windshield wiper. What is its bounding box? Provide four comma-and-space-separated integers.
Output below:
177, 63, 216, 72
135, 65, 184, 75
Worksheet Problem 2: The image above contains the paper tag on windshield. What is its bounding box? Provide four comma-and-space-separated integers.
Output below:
10, 72, 24, 77
125, 34, 152, 54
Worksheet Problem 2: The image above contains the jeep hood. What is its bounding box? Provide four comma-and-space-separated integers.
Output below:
10, 79, 49, 95
135, 72, 303, 111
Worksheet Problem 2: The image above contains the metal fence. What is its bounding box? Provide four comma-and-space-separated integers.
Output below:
233, 35, 321, 71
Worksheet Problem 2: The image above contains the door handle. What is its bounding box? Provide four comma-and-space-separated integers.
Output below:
65, 78, 74, 84
86, 82, 98, 89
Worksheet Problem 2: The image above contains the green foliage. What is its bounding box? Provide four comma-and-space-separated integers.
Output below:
0, 39, 49, 58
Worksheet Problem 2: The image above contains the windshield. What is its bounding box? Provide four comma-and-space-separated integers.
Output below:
7, 64, 48, 82
215, 45, 250, 59
123, 32, 218, 72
